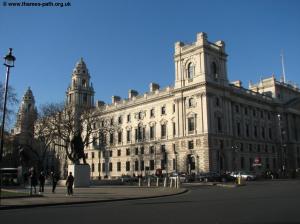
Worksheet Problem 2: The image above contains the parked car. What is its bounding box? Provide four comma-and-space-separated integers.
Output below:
230, 171, 256, 181
196, 172, 236, 182
197, 172, 220, 182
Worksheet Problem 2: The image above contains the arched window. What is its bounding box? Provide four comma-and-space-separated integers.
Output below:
211, 62, 218, 79
187, 63, 194, 79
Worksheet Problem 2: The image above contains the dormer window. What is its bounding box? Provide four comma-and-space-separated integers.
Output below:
187, 63, 194, 79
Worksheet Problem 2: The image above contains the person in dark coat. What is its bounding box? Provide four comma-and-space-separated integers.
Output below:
39, 171, 46, 193
30, 168, 37, 195
51, 172, 59, 193
66, 172, 74, 196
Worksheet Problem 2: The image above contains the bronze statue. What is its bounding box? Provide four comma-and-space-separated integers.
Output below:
70, 132, 86, 164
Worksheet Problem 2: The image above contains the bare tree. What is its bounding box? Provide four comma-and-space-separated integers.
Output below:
0, 83, 18, 128
36, 103, 105, 165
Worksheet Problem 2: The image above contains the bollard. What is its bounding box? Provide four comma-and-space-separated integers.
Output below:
176, 176, 180, 188
156, 177, 159, 187
138, 178, 141, 187
147, 178, 151, 187
163, 177, 167, 188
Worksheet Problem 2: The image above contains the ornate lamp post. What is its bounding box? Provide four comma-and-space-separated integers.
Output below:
231, 144, 239, 171
277, 114, 286, 175
0, 48, 16, 204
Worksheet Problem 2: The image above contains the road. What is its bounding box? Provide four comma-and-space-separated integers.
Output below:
1, 180, 299, 224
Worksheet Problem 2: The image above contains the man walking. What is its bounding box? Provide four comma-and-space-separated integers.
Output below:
29, 167, 37, 195
51, 171, 58, 193
66, 172, 74, 196
38, 171, 45, 193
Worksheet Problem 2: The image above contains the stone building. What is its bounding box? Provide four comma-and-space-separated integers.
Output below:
63, 32, 300, 179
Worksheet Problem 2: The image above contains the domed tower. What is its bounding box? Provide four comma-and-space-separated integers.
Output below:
66, 58, 94, 109
14, 87, 37, 137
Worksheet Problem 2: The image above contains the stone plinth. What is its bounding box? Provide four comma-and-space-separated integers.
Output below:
68, 164, 90, 187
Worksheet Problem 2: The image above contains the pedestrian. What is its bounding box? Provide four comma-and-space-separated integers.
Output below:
51, 171, 58, 193
66, 172, 74, 196
30, 168, 37, 195
39, 171, 46, 193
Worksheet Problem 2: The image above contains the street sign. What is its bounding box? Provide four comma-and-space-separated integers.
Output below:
253, 157, 262, 167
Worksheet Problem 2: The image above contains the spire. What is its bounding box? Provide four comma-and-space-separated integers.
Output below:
72, 57, 89, 77
281, 50, 286, 83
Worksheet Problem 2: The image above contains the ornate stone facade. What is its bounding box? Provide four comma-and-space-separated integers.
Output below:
65, 32, 300, 179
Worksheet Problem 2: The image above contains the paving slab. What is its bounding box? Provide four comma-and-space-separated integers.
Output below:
0, 186, 187, 210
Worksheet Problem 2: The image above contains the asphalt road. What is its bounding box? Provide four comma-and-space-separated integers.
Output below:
1, 180, 299, 224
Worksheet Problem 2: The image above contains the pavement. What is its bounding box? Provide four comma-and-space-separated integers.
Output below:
0, 185, 187, 210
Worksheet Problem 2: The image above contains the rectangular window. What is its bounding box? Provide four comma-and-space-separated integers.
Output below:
161, 106, 166, 115
161, 160, 165, 170
173, 122, 176, 136
240, 143, 244, 152
117, 162, 121, 172
92, 137, 97, 147
241, 157, 244, 169
110, 133, 114, 144
127, 130, 131, 142
126, 161, 130, 171
99, 132, 106, 146
188, 117, 195, 132
109, 151, 112, 157
98, 163, 101, 172
118, 131, 122, 143
135, 161, 139, 171
110, 118, 114, 126
141, 160, 144, 171
188, 140, 194, 149
237, 122, 241, 136
109, 162, 112, 172
92, 164, 95, 172
117, 149, 121, 156
217, 117, 222, 132
150, 160, 155, 170
261, 127, 265, 139
135, 147, 139, 155
249, 144, 252, 152
92, 152, 95, 158
140, 147, 144, 155
254, 126, 257, 137
150, 126, 155, 139
249, 158, 253, 171
118, 116, 122, 124
235, 105, 239, 113
150, 109, 155, 117
127, 114, 131, 122
126, 148, 130, 156
246, 124, 249, 137
269, 128, 272, 139
102, 163, 106, 172
161, 124, 166, 139
150, 146, 155, 154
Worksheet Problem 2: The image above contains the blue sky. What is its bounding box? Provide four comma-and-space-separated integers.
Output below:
0, 0, 300, 113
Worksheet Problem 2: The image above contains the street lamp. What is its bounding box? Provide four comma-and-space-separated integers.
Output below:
231, 144, 239, 171
277, 114, 286, 175
0, 48, 16, 204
